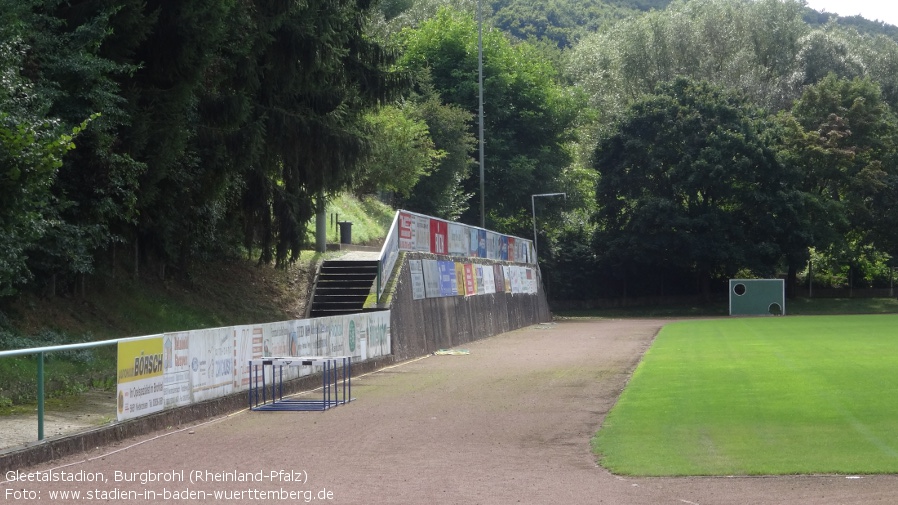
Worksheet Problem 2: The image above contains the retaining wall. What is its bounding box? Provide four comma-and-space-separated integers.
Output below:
0, 357, 393, 473
1, 252, 551, 471
389, 252, 552, 361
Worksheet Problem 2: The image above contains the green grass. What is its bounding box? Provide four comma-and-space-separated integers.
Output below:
555, 296, 898, 319
555, 303, 728, 318
0, 192, 395, 411
594, 314, 898, 476
314, 194, 395, 246
785, 297, 898, 315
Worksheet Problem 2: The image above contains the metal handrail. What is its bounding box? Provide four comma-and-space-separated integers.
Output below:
0, 335, 150, 441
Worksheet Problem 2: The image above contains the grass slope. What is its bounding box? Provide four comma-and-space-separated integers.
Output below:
594, 315, 898, 475
316, 194, 396, 246
0, 193, 394, 408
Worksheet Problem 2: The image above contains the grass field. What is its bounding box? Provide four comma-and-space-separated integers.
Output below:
593, 314, 898, 476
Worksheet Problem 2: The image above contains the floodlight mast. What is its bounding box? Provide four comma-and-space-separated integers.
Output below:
478, 0, 485, 228
531, 192, 566, 261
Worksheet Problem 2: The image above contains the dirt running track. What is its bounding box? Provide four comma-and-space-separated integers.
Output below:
3, 319, 897, 504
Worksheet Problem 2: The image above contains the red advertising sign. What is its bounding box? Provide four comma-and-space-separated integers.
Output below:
399, 212, 414, 250
507, 237, 516, 263
464, 263, 477, 296
430, 219, 448, 255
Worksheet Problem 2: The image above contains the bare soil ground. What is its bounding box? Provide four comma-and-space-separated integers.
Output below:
3, 319, 897, 504
0, 390, 116, 450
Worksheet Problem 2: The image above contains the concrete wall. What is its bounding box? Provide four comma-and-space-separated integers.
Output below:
1, 253, 550, 471
389, 253, 552, 361
0, 357, 393, 473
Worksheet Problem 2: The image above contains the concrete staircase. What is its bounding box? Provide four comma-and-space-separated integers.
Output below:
308, 260, 378, 317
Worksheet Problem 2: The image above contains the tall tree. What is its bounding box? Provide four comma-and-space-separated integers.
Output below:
0, 0, 124, 295
354, 101, 444, 201
593, 79, 796, 299
568, 0, 811, 118
398, 79, 477, 220
241, 0, 402, 266
397, 7, 578, 233
28, 0, 145, 292
790, 74, 898, 264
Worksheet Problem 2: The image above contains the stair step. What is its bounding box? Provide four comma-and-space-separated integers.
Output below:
311, 292, 368, 300
311, 301, 364, 309
318, 273, 377, 282
321, 260, 378, 269
309, 306, 383, 316
308, 260, 379, 317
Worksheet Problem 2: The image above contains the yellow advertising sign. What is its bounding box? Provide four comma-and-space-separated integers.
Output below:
117, 336, 165, 421
454, 262, 466, 296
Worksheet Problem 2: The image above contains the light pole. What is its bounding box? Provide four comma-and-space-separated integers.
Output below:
531, 192, 566, 261
478, 0, 485, 228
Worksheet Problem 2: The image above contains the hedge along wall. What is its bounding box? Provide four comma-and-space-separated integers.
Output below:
388, 252, 552, 361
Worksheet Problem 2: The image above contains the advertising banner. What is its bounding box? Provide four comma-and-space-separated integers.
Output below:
438, 260, 457, 296
448, 223, 468, 256
482, 265, 496, 294
365, 310, 391, 359
493, 264, 505, 293
392, 209, 535, 264
430, 219, 448, 255
486, 232, 499, 260
120, 310, 394, 424
117, 336, 165, 421
233, 325, 263, 391
399, 211, 415, 250
346, 314, 367, 362
408, 259, 426, 300
188, 327, 234, 402
502, 265, 512, 293
464, 263, 477, 296
422, 259, 442, 298
311, 318, 329, 357
468, 229, 486, 258
264, 321, 302, 381
264, 321, 294, 357
475, 265, 485, 295
379, 217, 400, 298
513, 266, 528, 294
326, 315, 348, 357
415, 217, 431, 251
455, 262, 466, 296
293, 319, 314, 356
522, 240, 533, 264
163, 332, 191, 409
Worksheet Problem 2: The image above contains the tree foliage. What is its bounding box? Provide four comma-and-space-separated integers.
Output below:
0, 0, 402, 297
593, 79, 798, 297
396, 78, 476, 220
355, 102, 444, 199
0, 0, 106, 295
397, 7, 579, 233
790, 75, 898, 259
6, 0, 898, 303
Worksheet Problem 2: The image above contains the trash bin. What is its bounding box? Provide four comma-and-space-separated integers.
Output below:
337, 221, 353, 244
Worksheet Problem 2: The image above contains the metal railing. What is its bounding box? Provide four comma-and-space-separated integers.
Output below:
0, 335, 146, 441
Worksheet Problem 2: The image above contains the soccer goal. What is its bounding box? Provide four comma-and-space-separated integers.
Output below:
729, 279, 785, 316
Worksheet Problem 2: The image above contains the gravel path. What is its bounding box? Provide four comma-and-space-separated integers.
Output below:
2, 319, 896, 504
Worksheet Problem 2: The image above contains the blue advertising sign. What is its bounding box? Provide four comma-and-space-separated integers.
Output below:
438, 261, 457, 296
477, 230, 487, 258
